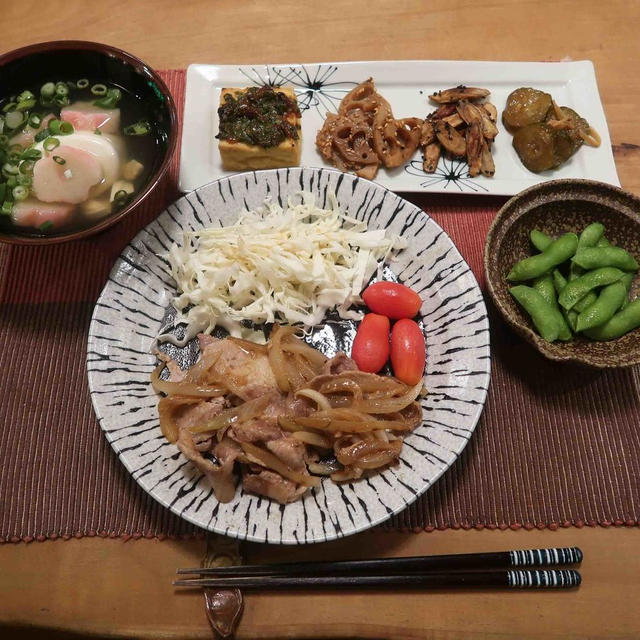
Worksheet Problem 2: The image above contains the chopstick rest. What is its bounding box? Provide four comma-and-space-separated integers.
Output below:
173, 569, 582, 590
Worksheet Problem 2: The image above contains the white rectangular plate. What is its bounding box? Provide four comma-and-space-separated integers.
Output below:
179, 60, 620, 196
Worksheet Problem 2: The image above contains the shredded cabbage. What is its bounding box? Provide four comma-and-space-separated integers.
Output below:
163, 192, 406, 344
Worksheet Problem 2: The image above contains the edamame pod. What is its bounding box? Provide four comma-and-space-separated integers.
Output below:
507, 233, 579, 282
584, 298, 640, 340
533, 274, 556, 305
510, 285, 562, 342
572, 247, 639, 272
530, 229, 552, 252
533, 274, 572, 339
578, 222, 605, 248
596, 236, 611, 248
575, 275, 632, 332
552, 269, 578, 332
558, 267, 625, 310
574, 291, 598, 313
552, 269, 568, 294
570, 222, 604, 281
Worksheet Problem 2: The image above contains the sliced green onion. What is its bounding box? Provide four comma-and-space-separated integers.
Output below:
94, 88, 122, 109
6, 176, 17, 189
55, 82, 69, 97
44, 137, 60, 152
28, 114, 42, 128
66, 80, 77, 90
5, 111, 24, 129
17, 90, 35, 102
19, 159, 35, 174
41, 82, 55, 98
124, 120, 151, 136
52, 155, 66, 165
54, 95, 70, 107
48, 119, 61, 135
17, 173, 32, 187
1, 201, 13, 216
91, 84, 108, 96
2, 162, 19, 176
16, 99, 36, 111
113, 189, 130, 207
2, 102, 17, 113
0, 134, 8, 146
20, 148, 42, 161
12, 185, 28, 201
94, 128, 102, 135
59, 121, 73, 135
77, 78, 90, 89
39, 220, 54, 231
34, 127, 51, 143
19, 160, 35, 175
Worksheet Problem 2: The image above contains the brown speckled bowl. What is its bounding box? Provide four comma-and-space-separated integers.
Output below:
485, 179, 640, 368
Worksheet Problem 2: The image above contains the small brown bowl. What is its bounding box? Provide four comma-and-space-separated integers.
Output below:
485, 179, 640, 368
0, 40, 178, 245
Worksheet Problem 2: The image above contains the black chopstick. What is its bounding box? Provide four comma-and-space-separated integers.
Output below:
173, 569, 581, 590
176, 546, 582, 577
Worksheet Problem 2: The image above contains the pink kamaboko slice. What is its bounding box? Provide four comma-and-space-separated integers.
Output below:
32, 145, 103, 204
61, 101, 121, 134
12, 199, 75, 229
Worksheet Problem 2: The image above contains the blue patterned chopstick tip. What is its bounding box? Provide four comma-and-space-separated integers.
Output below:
509, 547, 583, 567
507, 569, 581, 588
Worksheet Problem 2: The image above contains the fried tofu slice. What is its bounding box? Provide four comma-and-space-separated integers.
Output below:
218, 87, 302, 171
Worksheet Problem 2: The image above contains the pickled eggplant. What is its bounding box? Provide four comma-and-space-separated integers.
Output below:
503, 88, 552, 131
512, 123, 557, 172
547, 106, 588, 157
506, 87, 600, 173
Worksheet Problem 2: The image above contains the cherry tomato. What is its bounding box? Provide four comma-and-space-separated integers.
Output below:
362, 281, 422, 319
390, 319, 425, 385
351, 313, 390, 373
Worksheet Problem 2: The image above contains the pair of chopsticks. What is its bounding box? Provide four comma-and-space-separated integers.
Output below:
174, 546, 582, 590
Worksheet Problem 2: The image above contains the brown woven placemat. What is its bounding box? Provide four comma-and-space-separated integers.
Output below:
1, 70, 639, 543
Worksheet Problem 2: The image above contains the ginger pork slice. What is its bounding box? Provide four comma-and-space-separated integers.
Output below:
217, 86, 302, 171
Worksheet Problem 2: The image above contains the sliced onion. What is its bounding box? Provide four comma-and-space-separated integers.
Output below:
291, 409, 412, 433
241, 442, 320, 487
293, 353, 318, 383
308, 459, 342, 475
267, 325, 293, 392
336, 438, 402, 468
189, 394, 273, 434
291, 430, 333, 449
151, 362, 225, 398
184, 345, 223, 381
354, 381, 423, 414
158, 396, 198, 443
282, 339, 328, 370
295, 388, 332, 411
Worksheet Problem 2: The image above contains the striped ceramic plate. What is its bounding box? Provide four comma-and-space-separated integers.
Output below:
87, 167, 491, 544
